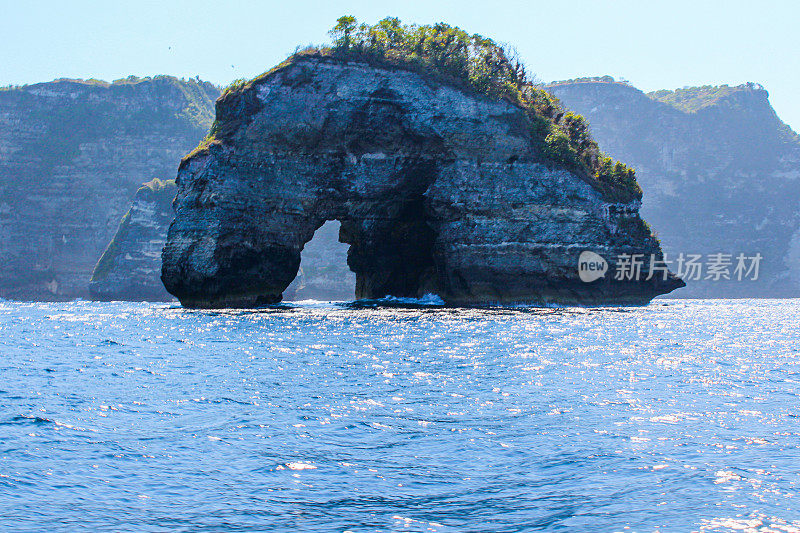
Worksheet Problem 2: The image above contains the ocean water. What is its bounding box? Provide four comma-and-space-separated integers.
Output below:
0, 299, 798, 532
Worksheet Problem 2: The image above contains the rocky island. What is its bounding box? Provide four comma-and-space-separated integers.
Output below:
89, 178, 177, 301
161, 18, 682, 307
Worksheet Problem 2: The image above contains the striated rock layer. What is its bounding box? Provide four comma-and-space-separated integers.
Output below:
89, 178, 177, 301
547, 80, 800, 297
0, 76, 218, 300
162, 56, 682, 308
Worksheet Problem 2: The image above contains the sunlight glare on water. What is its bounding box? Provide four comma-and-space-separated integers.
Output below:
0, 299, 798, 531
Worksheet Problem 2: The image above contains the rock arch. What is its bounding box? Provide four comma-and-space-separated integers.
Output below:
161, 56, 682, 307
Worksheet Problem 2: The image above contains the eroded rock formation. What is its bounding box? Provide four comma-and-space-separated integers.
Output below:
162, 55, 682, 307
89, 178, 177, 301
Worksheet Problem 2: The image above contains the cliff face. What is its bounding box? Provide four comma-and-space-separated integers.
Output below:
161, 56, 681, 308
89, 178, 177, 301
0, 76, 218, 300
547, 80, 800, 297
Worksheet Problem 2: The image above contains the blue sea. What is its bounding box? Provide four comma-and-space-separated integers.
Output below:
0, 299, 798, 532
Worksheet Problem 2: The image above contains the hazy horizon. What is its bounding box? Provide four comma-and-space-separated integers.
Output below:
2, 0, 799, 131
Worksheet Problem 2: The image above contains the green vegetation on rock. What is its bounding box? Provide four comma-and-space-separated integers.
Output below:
648, 83, 762, 113
547, 75, 621, 86
140, 177, 175, 193
192, 16, 642, 203
648, 83, 799, 144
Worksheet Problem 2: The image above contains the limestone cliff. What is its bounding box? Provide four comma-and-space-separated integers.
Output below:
161, 54, 681, 307
547, 80, 800, 297
0, 76, 218, 300
89, 178, 177, 301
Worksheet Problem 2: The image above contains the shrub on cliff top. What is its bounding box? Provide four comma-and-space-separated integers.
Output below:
648, 83, 763, 113
198, 16, 642, 203
327, 16, 528, 100
141, 177, 176, 193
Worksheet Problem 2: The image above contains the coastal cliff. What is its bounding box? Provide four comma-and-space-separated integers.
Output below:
0, 76, 218, 300
89, 178, 177, 301
548, 79, 800, 297
161, 52, 681, 307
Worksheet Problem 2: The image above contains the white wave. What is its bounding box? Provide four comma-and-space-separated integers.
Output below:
374, 293, 446, 306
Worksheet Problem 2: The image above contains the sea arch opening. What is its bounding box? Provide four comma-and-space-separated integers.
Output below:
283, 220, 356, 301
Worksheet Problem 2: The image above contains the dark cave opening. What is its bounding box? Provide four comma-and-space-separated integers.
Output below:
341, 195, 438, 300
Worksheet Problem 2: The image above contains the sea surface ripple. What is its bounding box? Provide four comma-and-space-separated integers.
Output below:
0, 299, 798, 532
